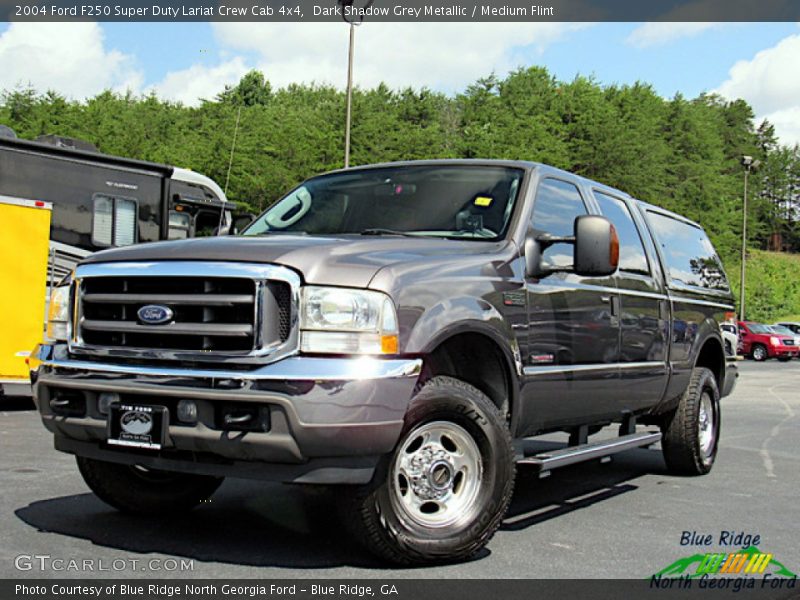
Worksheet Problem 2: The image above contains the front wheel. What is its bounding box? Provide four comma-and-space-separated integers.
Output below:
752, 344, 768, 361
76, 457, 224, 514
660, 367, 721, 475
340, 376, 515, 565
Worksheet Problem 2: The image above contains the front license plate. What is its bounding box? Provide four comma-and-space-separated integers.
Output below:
107, 404, 168, 450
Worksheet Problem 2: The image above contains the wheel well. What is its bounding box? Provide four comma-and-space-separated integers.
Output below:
695, 337, 724, 388
422, 333, 513, 420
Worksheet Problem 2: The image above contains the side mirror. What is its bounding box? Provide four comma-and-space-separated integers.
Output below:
525, 215, 619, 279
574, 215, 619, 277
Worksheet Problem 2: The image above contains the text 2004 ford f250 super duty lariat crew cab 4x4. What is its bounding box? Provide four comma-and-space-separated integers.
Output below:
32, 160, 738, 564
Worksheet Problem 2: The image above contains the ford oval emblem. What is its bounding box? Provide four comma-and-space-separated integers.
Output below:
137, 304, 174, 325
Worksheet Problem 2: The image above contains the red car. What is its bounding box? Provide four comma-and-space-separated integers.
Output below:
738, 321, 799, 361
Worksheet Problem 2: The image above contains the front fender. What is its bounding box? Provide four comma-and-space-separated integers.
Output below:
404, 296, 524, 431
405, 296, 518, 364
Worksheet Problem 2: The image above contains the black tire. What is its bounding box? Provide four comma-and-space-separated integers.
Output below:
777, 356, 791, 362
751, 344, 768, 361
660, 367, 721, 476
76, 457, 223, 515
339, 376, 515, 565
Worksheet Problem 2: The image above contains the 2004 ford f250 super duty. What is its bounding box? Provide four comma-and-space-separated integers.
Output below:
31, 160, 738, 564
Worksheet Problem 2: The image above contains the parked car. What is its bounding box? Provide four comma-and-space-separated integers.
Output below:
720, 323, 739, 357
738, 321, 798, 361
770, 325, 800, 351
775, 321, 800, 336
31, 160, 738, 564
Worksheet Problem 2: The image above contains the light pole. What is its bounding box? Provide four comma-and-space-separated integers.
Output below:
344, 22, 355, 168
739, 155, 760, 321
337, 0, 373, 168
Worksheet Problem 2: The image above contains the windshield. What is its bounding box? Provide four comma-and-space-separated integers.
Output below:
243, 165, 524, 240
748, 324, 772, 334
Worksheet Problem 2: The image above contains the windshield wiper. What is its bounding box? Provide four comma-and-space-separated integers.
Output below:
359, 228, 421, 238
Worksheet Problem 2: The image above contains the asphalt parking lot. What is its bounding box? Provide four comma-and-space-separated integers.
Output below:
1, 360, 798, 579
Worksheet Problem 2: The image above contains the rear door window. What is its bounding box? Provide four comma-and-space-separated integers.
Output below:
593, 191, 649, 274
647, 211, 728, 291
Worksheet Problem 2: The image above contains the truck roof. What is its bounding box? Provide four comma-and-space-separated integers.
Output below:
317, 158, 633, 196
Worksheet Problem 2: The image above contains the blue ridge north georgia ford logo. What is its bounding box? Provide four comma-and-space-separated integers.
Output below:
137, 304, 174, 325
120, 410, 153, 436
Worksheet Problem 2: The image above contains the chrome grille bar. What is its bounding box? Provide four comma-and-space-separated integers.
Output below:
81, 320, 254, 337
82, 293, 255, 305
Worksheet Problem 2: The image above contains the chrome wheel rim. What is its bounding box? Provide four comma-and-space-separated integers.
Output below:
391, 421, 483, 529
754, 346, 766, 360
698, 392, 716, 458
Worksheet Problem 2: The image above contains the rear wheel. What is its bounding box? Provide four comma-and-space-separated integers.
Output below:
76, 457, 223, 514
340, 376, 515, 565
752, 344, 768, 361
660, 367, 720, 475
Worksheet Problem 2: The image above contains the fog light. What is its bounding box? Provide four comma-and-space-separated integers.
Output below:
177, 400, 198, 423
97, 392, 119, 415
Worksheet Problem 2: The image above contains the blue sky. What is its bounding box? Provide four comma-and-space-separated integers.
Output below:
96, 21, 797, 99
1, 21, 799, 143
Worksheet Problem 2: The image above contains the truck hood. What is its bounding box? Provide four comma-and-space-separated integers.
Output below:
81, 234, 508, 288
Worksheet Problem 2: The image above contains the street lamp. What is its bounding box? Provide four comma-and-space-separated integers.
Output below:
739, 155, 760, 321
337, 0, 374, 168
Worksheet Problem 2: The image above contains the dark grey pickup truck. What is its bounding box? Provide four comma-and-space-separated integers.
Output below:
32, 160, 738, 564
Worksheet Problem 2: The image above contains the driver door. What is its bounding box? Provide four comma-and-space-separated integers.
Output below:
520, 177, 620, 432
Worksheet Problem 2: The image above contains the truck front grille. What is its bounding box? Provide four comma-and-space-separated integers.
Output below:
72, 262, 299, 361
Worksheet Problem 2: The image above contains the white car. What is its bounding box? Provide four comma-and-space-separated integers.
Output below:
720, 323, 739, 357
771, 324, 800, 352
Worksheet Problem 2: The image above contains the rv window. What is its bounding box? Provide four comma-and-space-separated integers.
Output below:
92, 196, 114, 246
92, 194, 138, 247
115, 198, 137, 246
168, 211, 191, 239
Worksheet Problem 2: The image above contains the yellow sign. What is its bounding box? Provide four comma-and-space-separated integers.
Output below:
0, 197, 52, 382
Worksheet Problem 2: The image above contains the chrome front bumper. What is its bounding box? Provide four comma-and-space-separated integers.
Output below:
31, 344, 422, 484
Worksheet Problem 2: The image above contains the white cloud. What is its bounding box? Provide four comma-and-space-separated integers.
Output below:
210, 22, 588, 92
626, 22, 721, 48
758, 107, 800, 147
715, 32, 800, 146
0, 22, 142, 97
150, 57, 250, 105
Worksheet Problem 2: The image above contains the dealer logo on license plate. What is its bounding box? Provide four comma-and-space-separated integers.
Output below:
121, 410, 153, 435
108, 404, 167, 450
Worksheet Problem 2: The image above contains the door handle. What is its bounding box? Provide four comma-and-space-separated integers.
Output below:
610, 296, 620, 317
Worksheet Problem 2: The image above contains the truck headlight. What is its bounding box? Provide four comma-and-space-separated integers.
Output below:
300, 287, 399, 355
46, 283, 71, 342
769, 336, 780, 347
